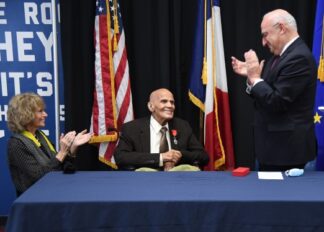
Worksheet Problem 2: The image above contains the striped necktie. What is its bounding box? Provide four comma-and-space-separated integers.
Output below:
159, 127, 169, 153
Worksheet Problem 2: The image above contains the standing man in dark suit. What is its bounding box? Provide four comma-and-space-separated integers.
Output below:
231, 9, 317, 171
114, 88, 209, 171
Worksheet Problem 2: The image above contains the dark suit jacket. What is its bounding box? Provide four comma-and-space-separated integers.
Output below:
114, 117, 209, 170
251, 38, 317, 165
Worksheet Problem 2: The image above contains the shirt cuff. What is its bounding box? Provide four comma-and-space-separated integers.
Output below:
246, 81, 252, 94
252, 79, 263, 87
246, 79, 263, 94
159, 154, 163, 167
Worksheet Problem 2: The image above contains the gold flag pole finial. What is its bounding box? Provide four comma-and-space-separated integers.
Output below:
318, 16, 324, 82
113, 0, 119, 51
201, 0, 207, 85
201, 58, 208, 84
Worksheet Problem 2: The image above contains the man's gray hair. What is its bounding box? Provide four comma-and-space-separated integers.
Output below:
264, 9, 298, 31
279, 12, 297, 30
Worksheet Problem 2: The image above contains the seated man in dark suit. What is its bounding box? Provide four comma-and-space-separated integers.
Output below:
114, 88, 209, 171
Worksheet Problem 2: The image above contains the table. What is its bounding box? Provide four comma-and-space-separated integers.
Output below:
6, 171, 324, 232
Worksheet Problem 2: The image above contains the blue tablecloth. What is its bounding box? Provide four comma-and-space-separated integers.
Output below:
6, 171, 324, 232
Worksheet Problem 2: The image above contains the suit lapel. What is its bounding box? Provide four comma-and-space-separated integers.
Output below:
14, 134, 51, 165
270, 38, 302, 74
263, 56, 280, 82
140, 118, 151, 152
280, 37, 301, 58
263, 38, 302, 83
168, 120, 178, 150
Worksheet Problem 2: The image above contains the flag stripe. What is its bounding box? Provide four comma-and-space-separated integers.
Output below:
189, 0, 235, 170
117, 81, 131, 126
115, 47, 127, 91
91, 0, 134, 168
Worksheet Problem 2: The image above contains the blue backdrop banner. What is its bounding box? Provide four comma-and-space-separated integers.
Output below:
0, 0, 64, 215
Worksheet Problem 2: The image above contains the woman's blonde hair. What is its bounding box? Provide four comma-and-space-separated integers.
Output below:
7, 92, 45, 133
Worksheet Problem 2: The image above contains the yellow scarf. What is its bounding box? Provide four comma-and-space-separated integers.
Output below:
21, 130, 56, 153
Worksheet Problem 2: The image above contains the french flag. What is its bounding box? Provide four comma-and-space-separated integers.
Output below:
188, 0, 235, 170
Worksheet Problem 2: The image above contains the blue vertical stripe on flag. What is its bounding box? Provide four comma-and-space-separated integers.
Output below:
313, 0, 324, 170
188, 0, 205, 110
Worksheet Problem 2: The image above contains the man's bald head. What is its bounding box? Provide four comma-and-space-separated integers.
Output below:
147, 88, 175, 125
261, 9, 299, 55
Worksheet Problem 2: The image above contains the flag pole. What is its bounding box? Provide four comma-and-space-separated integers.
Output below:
318, 16, 324, 82
199, 0, 207, 143
51, 0, 60, 150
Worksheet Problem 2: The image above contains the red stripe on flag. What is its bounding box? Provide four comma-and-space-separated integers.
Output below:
204, 110, 223, 170
104, 142, 117, 161
92, 88, 99, 135
215, 88, 235, 169
99, 16, 115, 129
117, 80, 131, 127
115, 48, 127, 91
204, 88, 235, 171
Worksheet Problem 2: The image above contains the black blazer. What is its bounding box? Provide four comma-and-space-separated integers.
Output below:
7, 130, 73, 195
114, 117, 209, 170
251, 38, 317, 165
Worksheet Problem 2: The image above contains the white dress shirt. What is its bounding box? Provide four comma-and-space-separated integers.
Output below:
149, 116, 171, 166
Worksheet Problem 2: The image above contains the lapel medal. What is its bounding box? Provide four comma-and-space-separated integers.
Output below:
171, 129, 178, 145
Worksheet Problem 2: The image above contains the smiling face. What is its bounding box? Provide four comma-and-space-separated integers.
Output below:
261, 16, 285, 55
261, 20, 282, 55
33, 107, 48, 128
148, 89, 175, 125
260, 9, 298, 56
26, 107, 48, 134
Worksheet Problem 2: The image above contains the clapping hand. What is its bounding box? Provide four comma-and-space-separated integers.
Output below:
232, 50, 265, 85
60, 131, 76, 153
56, 131, 76, 161
231, 56, 248, 76
70, 129, 93, 155
244, 50, 264, 84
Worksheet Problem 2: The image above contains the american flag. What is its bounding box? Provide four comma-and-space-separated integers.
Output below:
90, 0, 133, 168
